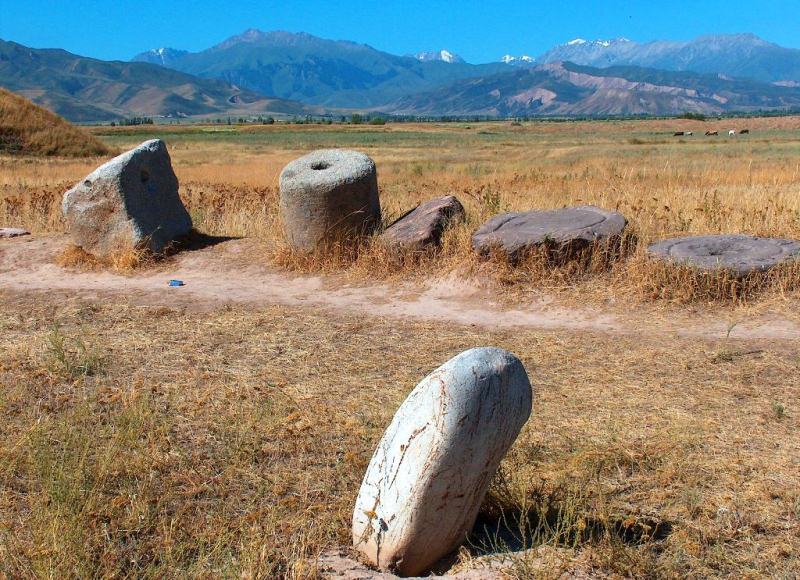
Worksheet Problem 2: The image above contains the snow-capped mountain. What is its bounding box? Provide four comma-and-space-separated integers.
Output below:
133, 47, 189, 66
537, 34, 800, 84
414, 49, 464, 64
501, 54, 536, 67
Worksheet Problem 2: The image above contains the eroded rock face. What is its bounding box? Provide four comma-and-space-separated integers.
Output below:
647, 234, 800, 276
472, 205, 627, 261
62, 139, 191, 256
279, 149, 381, 251
381, 196, 465, 251
352, 347, 533, 577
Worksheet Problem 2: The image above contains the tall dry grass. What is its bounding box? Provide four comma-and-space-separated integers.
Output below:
2, 120, 800, 301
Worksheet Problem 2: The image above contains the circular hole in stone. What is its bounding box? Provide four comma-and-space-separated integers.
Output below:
311, 161, 331, 171
84, 180, 92, 187
140, 169, 150, 184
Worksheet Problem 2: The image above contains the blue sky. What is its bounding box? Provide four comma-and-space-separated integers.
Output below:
1, 0, 798, 63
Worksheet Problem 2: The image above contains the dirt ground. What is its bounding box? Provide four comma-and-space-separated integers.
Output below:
2, 233, 799, 578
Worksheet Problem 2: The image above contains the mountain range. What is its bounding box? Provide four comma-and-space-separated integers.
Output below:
133, 30, 508, 108
538, 34, 800, 85
0, 39, 316, 122
389, 61, 800, 117
3, 30, 800, 121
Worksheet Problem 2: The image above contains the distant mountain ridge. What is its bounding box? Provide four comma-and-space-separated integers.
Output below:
537, 34, 800, 84
389, 61, 800, 117
132, 29, 509, 108
0, 39, 315, 122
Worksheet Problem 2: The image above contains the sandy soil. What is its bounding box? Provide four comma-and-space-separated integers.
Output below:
2, 234, 798, 341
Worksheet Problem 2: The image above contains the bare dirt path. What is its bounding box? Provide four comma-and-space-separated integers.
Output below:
2, 235, 798, 341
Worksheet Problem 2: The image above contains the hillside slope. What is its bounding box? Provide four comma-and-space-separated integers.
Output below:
0, 39, 315, 122
389, 62, 800, 116
0, 88, 111, 156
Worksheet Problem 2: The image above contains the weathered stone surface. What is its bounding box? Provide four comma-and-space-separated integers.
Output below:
472, 205, 627, 261
62, 139, 192, 256
648, 235, 800, 276
352, 347, 533, 577
0, 228, 30, 238
279, 149, 381, 251
381, 196, 465, 251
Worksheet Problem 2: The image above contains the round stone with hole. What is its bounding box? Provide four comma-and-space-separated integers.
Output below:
279, 149, 381, 251
647, 235, 800, 276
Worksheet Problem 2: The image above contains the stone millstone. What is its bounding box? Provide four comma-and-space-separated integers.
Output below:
279, 149, 381, 251
381, 195, 465, 251
0, 228, 30, 238
472, 205, 627, 261
62, 139, 192, 256
647, 235, 800, 277
352, 347, 533, 577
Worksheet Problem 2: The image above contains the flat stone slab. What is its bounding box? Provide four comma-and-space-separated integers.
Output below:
381, 195, 465, 251
0, 228, 30, 238
472, 205, 627, 260
647, 235, 800, 276
280, 149, 381, 251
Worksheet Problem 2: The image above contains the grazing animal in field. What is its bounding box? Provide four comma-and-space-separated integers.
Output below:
674, 131, 686, 136
729, 130, 737, 136
686, 131, 693, 136
740, 129, 750, 134
705, 130, 719, 136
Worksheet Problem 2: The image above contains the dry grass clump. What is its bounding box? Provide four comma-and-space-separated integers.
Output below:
56, 243, 155, 274
1, 294, 798, 577
0, 88, 112, 157
622, 254, 800, 303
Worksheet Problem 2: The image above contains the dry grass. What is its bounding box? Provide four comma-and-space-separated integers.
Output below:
2, 119, 800, 577
3, 119, 800, 302
55, 243, 154, 273
0, 89, 112, 158
0, 293, 797, 577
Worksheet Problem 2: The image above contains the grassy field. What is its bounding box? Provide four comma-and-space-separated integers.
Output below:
1, 119, 800, 577
3, 119, 800, 301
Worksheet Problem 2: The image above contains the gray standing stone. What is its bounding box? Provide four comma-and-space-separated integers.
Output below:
647, 234, 800, 276
381, 195, 465, 251
279, 149, 381, 251
352, 347, 533, 577
472, 205, 627, 261
0, 228, 30, 238
62, 139, 192, 256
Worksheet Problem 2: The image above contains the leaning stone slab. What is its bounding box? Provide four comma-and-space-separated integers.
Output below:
472, 205, 627, 261
648, 235, 800, 277
62, 139, 192, 256
280, 149, 381, 251
0, 228, 30, 238
352, 347, 533, 577
381, 195, 465, 251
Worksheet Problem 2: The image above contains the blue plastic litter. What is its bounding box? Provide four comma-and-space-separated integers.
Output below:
168, 279, 185, 287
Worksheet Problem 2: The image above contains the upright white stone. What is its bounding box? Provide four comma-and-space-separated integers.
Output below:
352, 347, 533, 576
